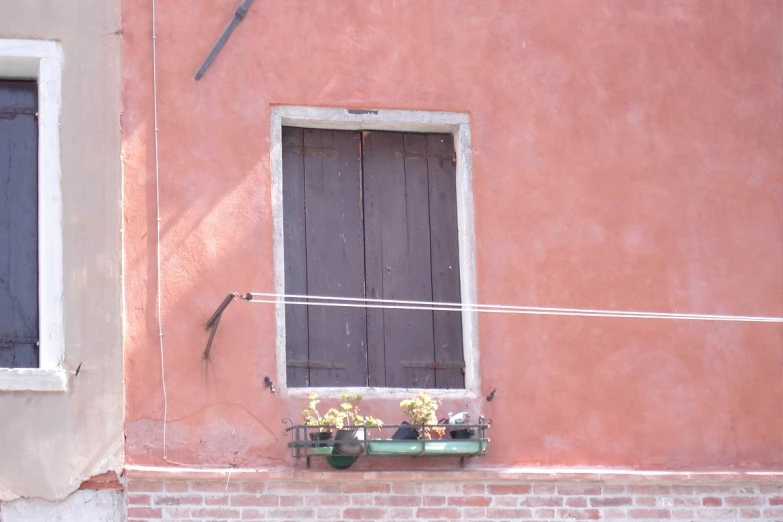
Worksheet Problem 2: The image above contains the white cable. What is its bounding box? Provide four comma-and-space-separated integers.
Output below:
150, 4, 240, 471
151, 0, 168, 460
210, 469, 233, 522
246, 292, 783, 323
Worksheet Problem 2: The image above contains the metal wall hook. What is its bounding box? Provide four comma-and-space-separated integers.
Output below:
195, 0, 255, 80
204, 293, 237, 358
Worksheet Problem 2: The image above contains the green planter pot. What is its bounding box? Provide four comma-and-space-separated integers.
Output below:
325, 454, 357, 469
333, 429, 365, 456
366, 440, 425, 455
324, 430, 365, 469
366, 439, 487, 456
421, 439, 487, 454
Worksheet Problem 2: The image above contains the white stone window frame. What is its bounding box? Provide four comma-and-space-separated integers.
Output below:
0, 39, 65, 392
270, 106, 480, 399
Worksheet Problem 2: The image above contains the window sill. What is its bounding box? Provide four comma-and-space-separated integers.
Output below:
0, 368, 67, 392
282, 386, 478, 400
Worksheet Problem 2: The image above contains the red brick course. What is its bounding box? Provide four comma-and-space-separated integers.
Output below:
125, 479, 783, 521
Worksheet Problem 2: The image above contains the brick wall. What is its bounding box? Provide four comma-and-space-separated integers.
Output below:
126, 479, 783, 521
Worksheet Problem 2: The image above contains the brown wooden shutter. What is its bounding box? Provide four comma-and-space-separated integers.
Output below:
283, 127, 463, 389
362, 131, 463, 388
282, 128, 368, 387
282, 127, 310, 386
0, 81, 39, 369
426, 134, 464, 388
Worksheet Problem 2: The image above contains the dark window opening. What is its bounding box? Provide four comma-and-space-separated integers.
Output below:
0, 80, 39, 369
282, 127, 464, 389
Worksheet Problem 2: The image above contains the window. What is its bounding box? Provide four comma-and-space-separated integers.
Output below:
0, 39, 64, 391
0, 80, 39, 368
282, 127, 464, 389
271, 107, 478, 397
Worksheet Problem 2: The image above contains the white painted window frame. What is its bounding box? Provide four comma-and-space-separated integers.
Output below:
270, 106, 479, 399
0, 39, 65, 392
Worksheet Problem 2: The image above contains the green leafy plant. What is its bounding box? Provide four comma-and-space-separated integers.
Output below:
338, 394, 384, 429
301, 393, 336, 431
302, 393, 383, 431
400, 392, 446, 439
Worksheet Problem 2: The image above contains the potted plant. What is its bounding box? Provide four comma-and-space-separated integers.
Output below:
366, 394, 490, 457
302, 393, 383, 460
331, 394, 383, 456
399, 392, 446, 440
301, 393, 337, 449
366, 392, 445, 456
445, 411, 475, 439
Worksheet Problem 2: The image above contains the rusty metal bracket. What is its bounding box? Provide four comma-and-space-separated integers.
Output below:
394, 151, 454, 159
0, 338, 38, 346
286, 360, 346, 370
400, 361, 465, 370
204, 293, 238, 358
394, 151, 456, 165
0, 108, 37, 119
195, 0, 254, 80
283, 146, 339, 156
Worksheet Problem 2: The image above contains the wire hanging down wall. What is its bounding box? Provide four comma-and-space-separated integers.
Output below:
202, 292, 783, 357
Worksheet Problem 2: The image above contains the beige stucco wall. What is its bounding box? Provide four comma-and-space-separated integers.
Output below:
0, 0, 123, 501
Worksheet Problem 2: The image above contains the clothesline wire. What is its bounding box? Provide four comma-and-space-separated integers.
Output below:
241, 292, 783, 323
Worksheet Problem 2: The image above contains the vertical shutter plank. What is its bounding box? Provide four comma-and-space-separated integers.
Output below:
362, 132, 387, 387
304, 129, 368, 387
0, 346, 14, 367
13, 342, 38, 368
427, 134, 464, 388
0, 81, 39, 369
362, 131, 436, 388
401, 133, 437, 388
282, 127, 309, 386
363, 131, 408, 386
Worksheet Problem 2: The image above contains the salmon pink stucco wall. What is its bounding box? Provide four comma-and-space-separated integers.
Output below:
122, 0, 783, 470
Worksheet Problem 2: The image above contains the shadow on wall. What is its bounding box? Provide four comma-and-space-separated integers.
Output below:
123, 126, 282, 465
